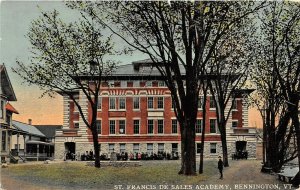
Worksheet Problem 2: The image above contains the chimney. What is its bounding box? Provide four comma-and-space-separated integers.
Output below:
28, 119, 32, 125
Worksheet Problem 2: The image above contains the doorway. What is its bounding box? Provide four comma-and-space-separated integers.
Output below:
236, 141, 247, 152
65, 142, 75, 160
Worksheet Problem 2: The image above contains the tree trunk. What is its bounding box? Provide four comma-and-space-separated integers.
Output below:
220, 125, 229, 167
289, 97, 300, 186
179, 119, 196, 175
92, 128, 101, 168
219, 115, 229, 167
199, 94, 207, 174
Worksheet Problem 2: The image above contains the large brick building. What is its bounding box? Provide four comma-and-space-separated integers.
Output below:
55, 59, 257, 160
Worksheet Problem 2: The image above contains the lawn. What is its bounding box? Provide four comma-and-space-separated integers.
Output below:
3, 160, 218, 190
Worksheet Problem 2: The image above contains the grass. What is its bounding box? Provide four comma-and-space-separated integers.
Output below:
3, 160, 218, 189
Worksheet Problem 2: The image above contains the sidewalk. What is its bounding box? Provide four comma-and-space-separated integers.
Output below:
203, 160, 299, 190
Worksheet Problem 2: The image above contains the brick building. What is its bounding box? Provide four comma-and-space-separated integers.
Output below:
55, 59, 257, 160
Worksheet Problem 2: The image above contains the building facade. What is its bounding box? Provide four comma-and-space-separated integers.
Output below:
0, 64, 18, 163
55, 60, 257, 160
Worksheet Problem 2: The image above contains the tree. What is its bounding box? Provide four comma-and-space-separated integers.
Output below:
13, 10, 117, 168
250, 1, 300, 175
69, 1, 265, 175
207, 25, 254, 167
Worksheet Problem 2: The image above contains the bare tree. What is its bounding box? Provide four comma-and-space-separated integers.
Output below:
13, 10, 117, 168
69, 1, 265, 175
250, 2, 300, 176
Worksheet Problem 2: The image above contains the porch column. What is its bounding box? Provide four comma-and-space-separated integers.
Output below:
5, 130, 8, 153
23, 135, 26, 157
37, 144, 39, 161
17, 133, 20, 156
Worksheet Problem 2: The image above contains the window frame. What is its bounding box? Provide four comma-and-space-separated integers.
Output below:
109, 120, 116, 134
210, 119, 217, 134
133, 120, 140, 134
157, 119, 164, 134
133, 97, 140, 110
157, 97, 164, 109
171, 119, 178, 134
147, 120, 154, 134
119, 120, 126, 134
119, 97, 126, 110
195, 119, 202, 134
147, 97, 154, 109
109, 97, 116, 110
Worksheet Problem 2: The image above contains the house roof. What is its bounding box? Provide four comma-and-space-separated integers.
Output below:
6, 102, 19, 114
12, 120, 45, 137
34, 125, 62, 138
0, 64, 17, 101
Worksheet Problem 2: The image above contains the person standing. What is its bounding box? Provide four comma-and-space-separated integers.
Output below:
218, 156, 224, 179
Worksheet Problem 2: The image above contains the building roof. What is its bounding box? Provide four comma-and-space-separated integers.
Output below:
6, 102, 19, 114
12, 120, 45, 137
0, 64, 17, 101
34, 125, 62, 138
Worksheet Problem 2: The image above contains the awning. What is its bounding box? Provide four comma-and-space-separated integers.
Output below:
6, 102, 19, 114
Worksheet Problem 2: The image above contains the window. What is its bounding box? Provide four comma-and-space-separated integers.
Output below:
133, 143, 139, 153
158, 143, 164, 152
147, 143, 153, 153
119, 97, 126, 110
109, 98, 116, 110
209, 97, 216, 109
210, 143, 217, 154
133, 81, 140, 87
172, 120, 178, 134
109, 144, 115, 153
196, 119, 202, 133
133, 120, 140, 134
133, 97, 140, 109
2, 131, 6, 151
97, 97, 102, 109
158, 120, 164, 134
232, 121, 238, 128
158, 81, 165, 87
0, 100, 4, 119
232, 99, 238, 110
74, 122, 79, 128
172, 143, 178, 153
109, 120, 116, 134
198, 96, 204, 109
148, 97, 154, 109
96, 120, 101, 134
119, 120, 126, 134
197, 143, 202, 154
147, 120, 154, 134
210, 119, 217, 133
157, 97, 164, 109
120, 81, 127, 87
120, 144, 126, 153
146, 81, 152, 87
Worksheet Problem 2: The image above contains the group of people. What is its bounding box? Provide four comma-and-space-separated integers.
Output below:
64, 150, 95, 161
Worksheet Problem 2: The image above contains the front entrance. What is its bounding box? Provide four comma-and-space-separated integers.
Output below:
65, 142, 75, 160
233, 141, 248, 160
236, 141, 247, 152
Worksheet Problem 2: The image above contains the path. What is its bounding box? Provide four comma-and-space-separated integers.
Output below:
203, 160, 299, 190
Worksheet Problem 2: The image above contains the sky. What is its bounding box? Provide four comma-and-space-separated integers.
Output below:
0, 1, 261, 127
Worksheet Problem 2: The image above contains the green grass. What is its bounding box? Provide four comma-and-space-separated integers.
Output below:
3, 160, 217, 189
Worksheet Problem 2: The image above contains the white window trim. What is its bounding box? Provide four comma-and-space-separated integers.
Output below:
157, 97, 164, 110
133, 97, 140, 110
109, 97, 117, 110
